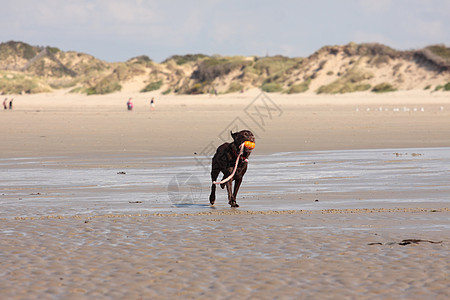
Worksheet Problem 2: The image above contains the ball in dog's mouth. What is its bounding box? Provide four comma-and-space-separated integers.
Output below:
244, 141, 255, 150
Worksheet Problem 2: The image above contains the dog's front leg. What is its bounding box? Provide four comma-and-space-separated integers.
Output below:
232, 176, 243, 207
209, 183, 216, 205
226, 181, 238, 208
209, 168, 220, 205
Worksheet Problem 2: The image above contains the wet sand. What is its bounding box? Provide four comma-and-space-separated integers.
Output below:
1, 148, 450, 218
1, 90, 450, 298
1, 210, 449, 299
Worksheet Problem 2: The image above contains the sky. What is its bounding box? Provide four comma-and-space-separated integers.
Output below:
1, 0, 449, 62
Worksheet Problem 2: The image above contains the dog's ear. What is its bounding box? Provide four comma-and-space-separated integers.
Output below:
231, 131, 237, 141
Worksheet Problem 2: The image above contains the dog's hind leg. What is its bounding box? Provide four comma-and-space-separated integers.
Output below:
209, 168, 220, 205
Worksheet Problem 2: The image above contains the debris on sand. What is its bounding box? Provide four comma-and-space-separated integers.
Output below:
368, 239, 443, 246
397, 239, 442, 246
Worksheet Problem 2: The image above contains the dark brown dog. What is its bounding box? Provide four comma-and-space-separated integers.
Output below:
209, 130, 255, 207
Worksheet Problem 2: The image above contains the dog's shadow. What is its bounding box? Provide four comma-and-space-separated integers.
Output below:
172, 203, 215, 209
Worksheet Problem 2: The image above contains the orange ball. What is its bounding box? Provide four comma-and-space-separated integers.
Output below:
244, 141, 255, 150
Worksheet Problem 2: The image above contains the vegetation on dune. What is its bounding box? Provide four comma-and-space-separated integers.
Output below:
58, 52, 108, 75
434, 82, 450, 91
226, 81, 244, 93
0, 41, 39, 61
317, 66, 373, 94
191, 56, 249, 83
0, 72, 50, 94
1, 41, 449, 95
85, 78, 122, 95
182, 56, 251, 94
251, 56, 301, 76
48, 78, 78, 89
185, 82, 204, 94
78, 62, 146, 95
162, 88, 171, 95
317, 82, 371, 94
128, 55, 152, 64
285, 80, 310, 94
126, 55, 153, 68
81, 67, 129, 95
244, 56, 304, 93
26, 56, 77, 78
421, 45, 450, 67
261, 82, 283, 93
371, 82, 397, 93
248, 56, 303, 86
112, 63, 146, 81
163, 54, 208, 65
426, 45, 450, 59
370, 55, 391, 67
46, 47, 61, 55
343, 42, 401, 58
141, 80, 163, 92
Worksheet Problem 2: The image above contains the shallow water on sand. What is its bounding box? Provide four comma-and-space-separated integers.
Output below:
1, 147, 449, 218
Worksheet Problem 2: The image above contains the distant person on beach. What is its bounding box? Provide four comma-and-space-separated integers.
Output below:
3, 98, 7, 110
127, 98, 133, 111
9, 98, 13, 110
150, 97, 155, 110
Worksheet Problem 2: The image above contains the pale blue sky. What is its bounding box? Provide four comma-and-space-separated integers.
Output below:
1, 0, 449, 62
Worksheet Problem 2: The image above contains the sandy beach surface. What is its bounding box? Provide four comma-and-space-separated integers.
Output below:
1, 90, 449, 299
1, 89, 450, 158
1, 209, 448, 299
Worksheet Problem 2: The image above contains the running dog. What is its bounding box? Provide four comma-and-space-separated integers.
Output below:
209, 130, 255, 207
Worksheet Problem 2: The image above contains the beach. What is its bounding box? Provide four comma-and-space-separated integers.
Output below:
1, 209, 448, 299
1, 90, 449, 299
1, 89, 450, 158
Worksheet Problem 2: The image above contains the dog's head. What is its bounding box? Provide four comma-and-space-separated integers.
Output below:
231, 130, 255, 160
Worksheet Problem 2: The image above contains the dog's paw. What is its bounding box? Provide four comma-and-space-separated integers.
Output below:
229, 201, 239, 208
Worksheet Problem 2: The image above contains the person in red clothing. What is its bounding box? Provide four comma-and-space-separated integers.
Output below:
126, 98, 133, 111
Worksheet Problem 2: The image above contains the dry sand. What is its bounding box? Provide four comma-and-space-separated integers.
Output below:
1, 89, 450, 158
1, 90, 449, 299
